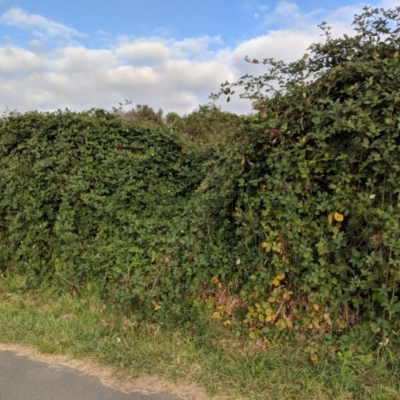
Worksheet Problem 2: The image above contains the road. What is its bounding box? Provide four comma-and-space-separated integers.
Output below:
0, 350, 183, 400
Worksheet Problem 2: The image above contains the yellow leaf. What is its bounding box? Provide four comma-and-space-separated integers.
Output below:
272, 277, 281, 286
328, 214, 333, 226
272, 274, 285, 286
263, 242, 272, 252
212, 311, 222, 319
324, 313, 333, 326
313, 320, 320, 329
283, 292, 291, 300
153, 303, 162, 311
217, 282, 222, 288
223, 320, 232, 326
334, 212, 344, 222
313, 303, 320, 311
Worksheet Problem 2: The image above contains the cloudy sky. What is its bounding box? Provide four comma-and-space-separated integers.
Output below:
0, 0, 398, 116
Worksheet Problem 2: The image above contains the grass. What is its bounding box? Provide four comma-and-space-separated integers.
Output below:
0, 275, 399, 399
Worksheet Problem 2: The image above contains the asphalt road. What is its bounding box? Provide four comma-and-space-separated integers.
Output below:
0, 350, 183, 400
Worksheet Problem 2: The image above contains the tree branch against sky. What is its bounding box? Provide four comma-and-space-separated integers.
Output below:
0, 0, 392, 115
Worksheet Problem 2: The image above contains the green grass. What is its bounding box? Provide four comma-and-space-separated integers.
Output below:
0, 275, 399, 399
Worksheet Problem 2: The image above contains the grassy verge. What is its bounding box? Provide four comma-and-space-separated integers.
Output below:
0, 275, 399, 399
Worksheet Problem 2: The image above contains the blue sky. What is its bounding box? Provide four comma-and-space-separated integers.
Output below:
0, 0, 397, 115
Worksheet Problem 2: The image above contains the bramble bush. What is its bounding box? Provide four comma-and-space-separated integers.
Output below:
0, 109, 213, 312
1, 6, 400, 345
151, 6, 400, 343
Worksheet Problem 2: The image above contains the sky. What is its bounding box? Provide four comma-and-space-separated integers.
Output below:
0, 0, 398, 116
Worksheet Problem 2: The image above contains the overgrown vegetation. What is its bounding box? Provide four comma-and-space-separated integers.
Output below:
1, 279, 400, 399
1, 6, 400, 363
113, 102, 241, 147
0, 109, 214, 306
157, 5, 400, 343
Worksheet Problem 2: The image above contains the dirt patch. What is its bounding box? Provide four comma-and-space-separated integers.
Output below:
0, 343, 211, 400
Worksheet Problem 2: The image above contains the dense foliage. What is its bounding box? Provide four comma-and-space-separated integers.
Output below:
0, 109, 211, 309
1, 6, 400, 346
154, 6, 400, 343
114, 102, 241, 146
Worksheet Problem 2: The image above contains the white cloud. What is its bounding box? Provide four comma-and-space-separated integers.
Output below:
115, 40, 171, 66
169, 35, 223, 58
0, 7, 85, 39
275, 0, 300, 16
260, 1, 324, 31
0, 37, 235, 115
0, 45, 44, 73
226, 30, 315, 70
53, 46, 117, 73
241, 0, 269, 13
0, 2, 395, 116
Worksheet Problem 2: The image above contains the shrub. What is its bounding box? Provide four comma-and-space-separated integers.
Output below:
152, 6, 400, 343
2, 6, 400, 345
0, 109, 210, 311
